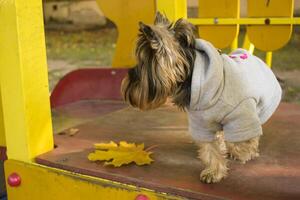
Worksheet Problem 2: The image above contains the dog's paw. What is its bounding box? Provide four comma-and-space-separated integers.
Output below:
226, 136, 260, 164
200, 168, 226, 184
228, 151, 259, 164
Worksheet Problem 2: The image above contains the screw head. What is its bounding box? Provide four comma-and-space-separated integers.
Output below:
265, 18, 271, 25
7, 173, 21, 187
213, 17, 219, 24
135, 194, 149, 200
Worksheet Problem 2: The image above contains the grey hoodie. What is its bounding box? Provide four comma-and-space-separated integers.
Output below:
187, 39, 282, 142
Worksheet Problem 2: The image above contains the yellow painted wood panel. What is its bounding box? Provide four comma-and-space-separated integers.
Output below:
247, 0, 294, 51
0, 0, 53, 161
96, 0, 155, 68
5, 160, 183, 200
156, 0, 187, 21
198, 0, 240, 49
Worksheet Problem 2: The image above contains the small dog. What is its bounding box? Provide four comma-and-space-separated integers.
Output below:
121, 12, 282, 183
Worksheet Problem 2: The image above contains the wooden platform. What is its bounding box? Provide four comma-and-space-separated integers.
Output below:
37, 101, 300, 200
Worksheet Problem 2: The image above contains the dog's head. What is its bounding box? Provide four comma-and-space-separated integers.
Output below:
121, 12, 196, 110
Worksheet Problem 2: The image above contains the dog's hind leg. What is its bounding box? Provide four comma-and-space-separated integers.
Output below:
197, 140, 228, 183
226, 136, 260, 164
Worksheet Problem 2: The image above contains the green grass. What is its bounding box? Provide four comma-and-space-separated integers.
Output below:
45, 28, 117, 66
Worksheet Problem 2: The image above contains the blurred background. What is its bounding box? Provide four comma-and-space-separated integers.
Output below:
44, 0, 300, 103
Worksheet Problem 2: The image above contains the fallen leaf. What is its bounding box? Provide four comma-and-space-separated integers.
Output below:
88, 141, 154, 167
68, 128, 79, 136
94, 141, 118, 150
58, 128, 79, 136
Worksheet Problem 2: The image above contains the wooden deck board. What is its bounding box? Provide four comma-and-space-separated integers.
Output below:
37, 101, 300, 200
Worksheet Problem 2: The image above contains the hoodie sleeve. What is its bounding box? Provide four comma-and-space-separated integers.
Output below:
188, 110, 221, 142
222, 98, 262, 142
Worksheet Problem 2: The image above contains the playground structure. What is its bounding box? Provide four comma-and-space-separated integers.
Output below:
98, 0, 299, 67
0, 0, 300, 199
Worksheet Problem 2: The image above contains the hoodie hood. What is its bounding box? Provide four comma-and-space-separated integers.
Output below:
189, 39, 224, 110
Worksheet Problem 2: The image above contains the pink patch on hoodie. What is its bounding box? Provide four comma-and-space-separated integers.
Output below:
240, 53, 248, 59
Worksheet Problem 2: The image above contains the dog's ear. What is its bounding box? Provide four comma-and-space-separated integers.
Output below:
138, 22, 163, 50
154, 12, 171, 27
173, 18, 196, 47
139, 22, 157, 40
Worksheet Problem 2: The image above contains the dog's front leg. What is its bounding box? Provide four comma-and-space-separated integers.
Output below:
226, 136, 260, 164
197, 141, 228, 183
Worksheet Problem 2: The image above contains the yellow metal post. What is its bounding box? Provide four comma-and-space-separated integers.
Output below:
242, 34, 255, 54
156, 0, 187, 21
0, 0, 53, 161
230, 37, 238, 51
265, 51, 273, 67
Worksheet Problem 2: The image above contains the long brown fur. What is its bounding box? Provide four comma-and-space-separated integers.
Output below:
121, 12, 196, 110
121, 12, 260, 183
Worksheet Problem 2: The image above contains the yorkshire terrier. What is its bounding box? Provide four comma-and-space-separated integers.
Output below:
121, 12, 282, 183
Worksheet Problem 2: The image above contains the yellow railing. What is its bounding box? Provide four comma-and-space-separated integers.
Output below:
95, 0, 300, 67
188, 17, 300, 25
157, 0, 300, 67
188, 16, 300, 67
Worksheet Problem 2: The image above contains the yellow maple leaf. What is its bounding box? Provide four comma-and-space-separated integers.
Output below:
94, 141, 118, 150
88, 141, 154, 167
